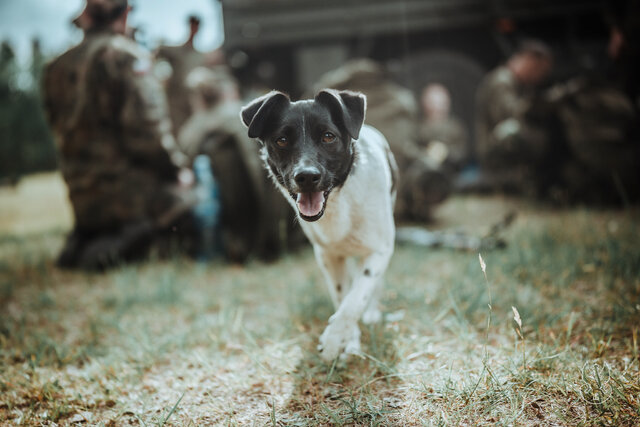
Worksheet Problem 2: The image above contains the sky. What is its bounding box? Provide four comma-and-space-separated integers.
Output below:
0, 0, 224, 66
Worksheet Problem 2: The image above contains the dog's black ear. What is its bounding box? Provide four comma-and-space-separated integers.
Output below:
240, 91, 290, 139
314, 89, 366, 140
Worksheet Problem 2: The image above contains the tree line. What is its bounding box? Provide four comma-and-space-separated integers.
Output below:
0, 39, 57, 184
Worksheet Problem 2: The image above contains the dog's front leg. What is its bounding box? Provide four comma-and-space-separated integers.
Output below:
314, 247, 349, 309
318, 248, 392, 361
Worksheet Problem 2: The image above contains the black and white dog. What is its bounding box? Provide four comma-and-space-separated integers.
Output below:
241, 89, 397, 360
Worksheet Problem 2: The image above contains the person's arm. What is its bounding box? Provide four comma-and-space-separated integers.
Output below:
487, 79, 530, 125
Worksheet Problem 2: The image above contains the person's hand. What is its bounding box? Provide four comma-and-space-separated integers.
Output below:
178, 167, 195, 188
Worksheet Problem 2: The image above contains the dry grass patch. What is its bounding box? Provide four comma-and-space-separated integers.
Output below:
1, 173, 639, 425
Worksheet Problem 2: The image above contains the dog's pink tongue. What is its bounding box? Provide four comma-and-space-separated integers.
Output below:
296, 192, 325, 217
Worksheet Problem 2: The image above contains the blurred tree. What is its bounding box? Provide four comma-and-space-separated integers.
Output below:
0, 38, 57, 184
0, 40, 21, 183
22, 39, 57, 175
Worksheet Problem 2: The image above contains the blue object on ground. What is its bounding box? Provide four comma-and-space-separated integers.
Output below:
193, 154, 222, 261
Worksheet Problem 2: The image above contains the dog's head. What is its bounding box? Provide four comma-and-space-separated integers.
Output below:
240, 89, 366, 222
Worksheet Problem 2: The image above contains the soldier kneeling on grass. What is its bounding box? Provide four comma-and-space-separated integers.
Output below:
474, 40, 555, 197
44, 0, 199, 270
178, 67, 304, 263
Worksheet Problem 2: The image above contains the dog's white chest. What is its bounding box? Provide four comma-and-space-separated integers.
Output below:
299, 126, 395, 255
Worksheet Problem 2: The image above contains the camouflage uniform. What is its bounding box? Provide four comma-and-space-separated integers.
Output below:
418, 116, 469, 172
553, 77, 640, 203
309, 59, 451, 222
44, 26, 193, 269
179, 70, 303, 262
475, 66, 550, 194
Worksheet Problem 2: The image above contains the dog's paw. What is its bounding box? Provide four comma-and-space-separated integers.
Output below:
343, 332, 361, 357
362, 306, 382, 325
318, 317, 361, 361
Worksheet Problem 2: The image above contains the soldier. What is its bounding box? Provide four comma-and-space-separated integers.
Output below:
547, 3, 640, 205
43, 0, 196, 270
417, 83, 470, 173
178, 67, 303, 262
155, 15, 208, 135
474, 40, 554, 195
606, 0, 640, 104
308, 59, 451, 222
552, 78, 639, 204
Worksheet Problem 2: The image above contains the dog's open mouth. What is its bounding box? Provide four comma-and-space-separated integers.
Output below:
295, 190, 330, 222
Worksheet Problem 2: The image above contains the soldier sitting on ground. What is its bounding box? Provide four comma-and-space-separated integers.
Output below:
178, 67, 304, 262
474, 40, 554, 196
549, 77, 639, 204
417, 83, 470, 174
546, 5, 640, 205
43, 0, 197, 270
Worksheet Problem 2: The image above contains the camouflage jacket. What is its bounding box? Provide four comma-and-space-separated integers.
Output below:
555, 77, 640, 197
44, 29, 189, 231
418, 116, 469, 170
155, 43, 205, 134
475, 66, 548, 172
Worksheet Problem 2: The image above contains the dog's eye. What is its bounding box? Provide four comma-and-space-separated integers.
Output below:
321, 132, 336, 144
275, 137, 288, 147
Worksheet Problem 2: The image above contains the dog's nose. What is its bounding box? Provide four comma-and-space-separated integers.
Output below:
294, 168, 321, 188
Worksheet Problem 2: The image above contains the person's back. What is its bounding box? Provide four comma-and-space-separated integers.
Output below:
44, 42, 92, 142
44, 0, 194, 269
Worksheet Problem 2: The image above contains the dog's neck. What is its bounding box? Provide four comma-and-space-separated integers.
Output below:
335, 140, 357, 191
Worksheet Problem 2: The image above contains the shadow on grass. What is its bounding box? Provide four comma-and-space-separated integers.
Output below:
280, 279, 403, 425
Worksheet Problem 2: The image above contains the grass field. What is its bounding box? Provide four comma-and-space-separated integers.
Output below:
1, 173, 639, 426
